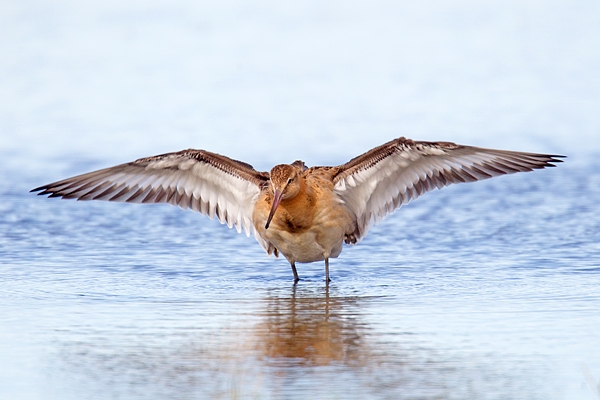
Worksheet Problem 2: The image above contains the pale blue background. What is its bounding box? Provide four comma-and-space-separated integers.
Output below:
2, 0, 598, 169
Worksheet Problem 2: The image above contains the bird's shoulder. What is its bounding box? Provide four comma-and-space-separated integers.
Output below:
302, 166, 340, 187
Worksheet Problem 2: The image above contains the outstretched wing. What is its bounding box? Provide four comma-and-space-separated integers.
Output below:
32, 149, 270, 236
333, 137, 564, 241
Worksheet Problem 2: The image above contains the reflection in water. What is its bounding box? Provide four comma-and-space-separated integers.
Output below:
51, 286, 554, 399
254, 286, 370, 367
52, 286, 426, 399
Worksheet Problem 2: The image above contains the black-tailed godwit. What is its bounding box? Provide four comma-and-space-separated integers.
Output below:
32, 137, 564, 283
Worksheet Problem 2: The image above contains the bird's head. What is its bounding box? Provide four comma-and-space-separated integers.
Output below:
265, 164, 301, 229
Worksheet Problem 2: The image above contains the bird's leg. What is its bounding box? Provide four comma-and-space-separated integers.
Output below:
290, 262, 300, 283
325, 258, 331, 284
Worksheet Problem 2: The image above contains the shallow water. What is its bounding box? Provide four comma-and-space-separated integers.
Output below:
2, 1, 600, 399
2, 159, 600, 399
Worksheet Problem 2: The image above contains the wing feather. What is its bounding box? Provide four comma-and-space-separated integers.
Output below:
333, 137, 564, 241
32, 149, 270, 237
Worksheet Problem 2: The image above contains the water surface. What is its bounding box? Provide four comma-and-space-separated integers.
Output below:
2, 160, 600, 399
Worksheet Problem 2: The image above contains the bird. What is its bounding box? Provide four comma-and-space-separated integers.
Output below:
32, 137, 564, 283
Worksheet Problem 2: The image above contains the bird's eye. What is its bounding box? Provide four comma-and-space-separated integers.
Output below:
287, 178, 293, 184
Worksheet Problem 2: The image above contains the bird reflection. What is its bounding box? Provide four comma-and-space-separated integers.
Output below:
53, 285, 443, 399
253, 285, 371, 366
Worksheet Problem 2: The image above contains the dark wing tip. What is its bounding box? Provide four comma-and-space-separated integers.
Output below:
30, 185, 50, 194
31, 185, 63, 197
539, 154, 566, 167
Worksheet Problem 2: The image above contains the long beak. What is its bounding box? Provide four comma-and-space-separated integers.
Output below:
265, 189, 283, 229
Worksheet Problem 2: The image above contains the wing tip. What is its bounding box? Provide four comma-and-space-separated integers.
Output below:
540, 154, 566, 168
30, 185, 47, 194
31, 186, 59, 197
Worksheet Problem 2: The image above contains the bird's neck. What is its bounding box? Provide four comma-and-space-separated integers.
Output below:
278, 178, 315, 228
280, 177, 310, 208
